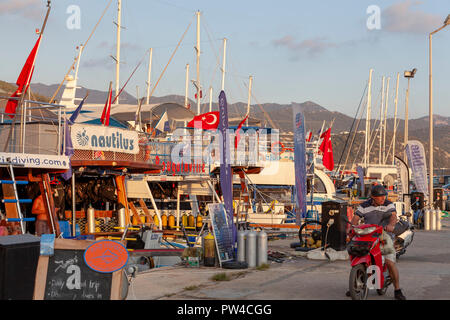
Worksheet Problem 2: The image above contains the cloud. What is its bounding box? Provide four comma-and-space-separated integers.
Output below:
272, 35, 338, 58
82, 56, 112, 69
383, 0, 443, 34
0, 0, 43, 20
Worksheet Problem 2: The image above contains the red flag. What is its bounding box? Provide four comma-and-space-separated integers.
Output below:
234, 114, 249, 149
306, 131, 312, 142
319, 128, 334, 171
101, 83, 113, 126
187, 111, 220, 130
5, 35, 42, 118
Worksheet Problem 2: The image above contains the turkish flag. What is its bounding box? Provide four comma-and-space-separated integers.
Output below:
5, 35, 42, 118
319, 128, 334, 171
101, 84, 113, 126
187, 111, 220, 130
234, 114, 249, 148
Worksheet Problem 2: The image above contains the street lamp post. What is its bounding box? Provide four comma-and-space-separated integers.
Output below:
428, 14, 450, 208
403, 68, 417, 161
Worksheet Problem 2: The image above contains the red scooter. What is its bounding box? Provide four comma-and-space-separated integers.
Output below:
346, 221, 392, 300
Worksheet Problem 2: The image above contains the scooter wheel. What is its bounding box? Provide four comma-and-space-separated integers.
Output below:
349, 264, 369, 300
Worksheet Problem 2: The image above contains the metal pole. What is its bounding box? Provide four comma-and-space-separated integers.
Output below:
72, 172, 76, 236
383, 77, 390, 164
115, 0, 122, 105
429, 33, 433, 207
196, 10, 201, 115
379, 76, 385, 165
185, 63, 189, 108
392, 73, 400, 164
404, 78, 410, 161
209, 86, 213, 112
246, 76, 253, 126
364, 69, 373, 168
221, 38, 227, 91
146, 48, 153, 105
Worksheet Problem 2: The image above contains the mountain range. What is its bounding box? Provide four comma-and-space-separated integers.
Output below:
1, 80, 449, 171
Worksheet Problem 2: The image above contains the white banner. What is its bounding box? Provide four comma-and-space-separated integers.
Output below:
405, 140, 428, 199
71, 124, 139, 154
0, 153, 69, 169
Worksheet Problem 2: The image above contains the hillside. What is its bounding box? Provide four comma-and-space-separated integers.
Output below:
1, 80, 449, 170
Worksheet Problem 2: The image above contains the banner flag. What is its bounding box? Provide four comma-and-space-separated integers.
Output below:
292, 104, 307, 224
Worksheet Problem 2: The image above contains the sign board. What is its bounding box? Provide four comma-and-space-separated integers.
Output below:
33, 239, 123, 300
71, 124, 139, 154
208, 203, 234, 267
0, 152, 69, 170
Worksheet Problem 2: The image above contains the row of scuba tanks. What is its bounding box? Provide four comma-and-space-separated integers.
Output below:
153, 213, 204, 230
421, 208, 442, 231
237, 230, 268, 268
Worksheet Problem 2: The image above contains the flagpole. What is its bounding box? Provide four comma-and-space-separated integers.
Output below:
246, 76, 253, 126
5, 1, 51, 153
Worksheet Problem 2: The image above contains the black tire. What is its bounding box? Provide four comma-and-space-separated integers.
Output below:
349, 264, 368, 300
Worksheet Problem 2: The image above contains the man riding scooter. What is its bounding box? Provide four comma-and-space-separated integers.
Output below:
346, 185, 407, 300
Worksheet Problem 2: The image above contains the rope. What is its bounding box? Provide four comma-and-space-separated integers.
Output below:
49, 0, 114, 103
145, 15, 194, 110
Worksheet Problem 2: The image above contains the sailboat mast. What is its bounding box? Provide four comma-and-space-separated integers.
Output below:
196, 10, 201, 115
146, 48, 153, 104
209, 87, 213, 112
115, 0, 122, 105
246, 76, 253, 126
392, 73, 400, 164
383, 77, 390, 164
185, 63, 189, 108
221, 38, 227, 91
379, 76, 385, 165
364, 69, 373, 168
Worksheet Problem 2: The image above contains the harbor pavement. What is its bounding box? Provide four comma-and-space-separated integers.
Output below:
127, 217, 450, 300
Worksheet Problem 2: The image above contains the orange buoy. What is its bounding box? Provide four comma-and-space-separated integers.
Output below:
188, 214, 195, 228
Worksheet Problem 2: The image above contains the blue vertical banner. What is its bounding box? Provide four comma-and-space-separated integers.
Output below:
292, 104, 307, 224
218, 90, 235, 245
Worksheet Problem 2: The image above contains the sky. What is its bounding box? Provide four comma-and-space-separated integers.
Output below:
0, 0, 449, 119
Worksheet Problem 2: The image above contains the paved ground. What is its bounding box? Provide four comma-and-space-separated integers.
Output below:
126, 217, 450, 300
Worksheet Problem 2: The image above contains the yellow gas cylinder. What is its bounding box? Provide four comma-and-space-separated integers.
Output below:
168, 213, 175, 229
182, 213, 188, 227
203, 232, 215, 267
132, 214, 140, 225
188, 214, 195, 228
196, 215, 203, 229
139, 214, 146, 224
153, 213, 159, 228
161, 213, 168, 230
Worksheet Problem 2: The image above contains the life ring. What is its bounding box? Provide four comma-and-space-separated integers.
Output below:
271, 141, 285, 155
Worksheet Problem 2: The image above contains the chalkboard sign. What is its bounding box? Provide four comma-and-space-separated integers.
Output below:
33, 239, 123, 300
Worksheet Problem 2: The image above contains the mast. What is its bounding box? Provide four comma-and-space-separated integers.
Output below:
364, 69, 373, 168
383, 77, 390, 164
246, 75, 253, 126
114, 0, 122, 105
221, 38, 227, 91
195, 10, 201, 115
379, 76, 385, 165
209, 86, 213, 112
185, 63, 189, 108
146, 48, 153, 104
392, 73, 400, 164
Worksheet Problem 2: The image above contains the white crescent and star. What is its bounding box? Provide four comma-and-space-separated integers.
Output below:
204, 113, 218, 125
